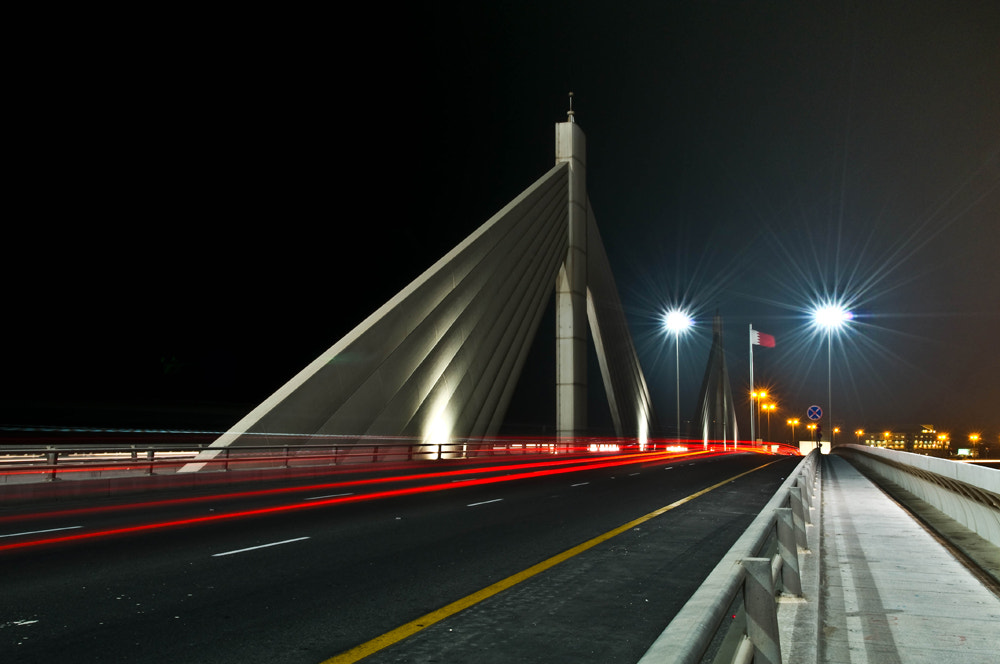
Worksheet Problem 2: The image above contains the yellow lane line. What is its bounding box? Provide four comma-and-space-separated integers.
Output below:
323, 458, 783, 664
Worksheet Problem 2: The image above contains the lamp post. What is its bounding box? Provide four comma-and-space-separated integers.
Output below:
750, 390, 767, 443
787, 418, 799, 444
812, 303, 853, 447
763, 403, 776, 441
664, 310, 693, 442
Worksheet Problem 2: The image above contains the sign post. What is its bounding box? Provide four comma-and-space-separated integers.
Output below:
805, 405, 827, 453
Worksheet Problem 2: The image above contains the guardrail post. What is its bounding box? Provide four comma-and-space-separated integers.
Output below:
742, 557, 782, 664
796, 473, 812, 515
147, 449, 155, 475
46, 446, 59, 481
788, 486, 808, 550
775, 508, 802, 596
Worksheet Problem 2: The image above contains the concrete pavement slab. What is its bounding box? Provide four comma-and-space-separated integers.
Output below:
819, 455, 1000, 664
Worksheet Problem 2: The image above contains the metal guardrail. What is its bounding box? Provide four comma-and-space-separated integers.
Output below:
639, 449, 820, 664
1, 439, 792, 484
0, 439, 597, 483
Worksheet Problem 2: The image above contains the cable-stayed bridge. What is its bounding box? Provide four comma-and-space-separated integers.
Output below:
181, 111, 738, 472
6, 111, 994, 664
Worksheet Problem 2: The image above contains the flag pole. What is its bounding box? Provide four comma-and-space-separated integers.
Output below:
749, 324, 755, 445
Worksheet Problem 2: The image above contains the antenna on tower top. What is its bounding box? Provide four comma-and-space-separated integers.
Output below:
567, 91, 575, 122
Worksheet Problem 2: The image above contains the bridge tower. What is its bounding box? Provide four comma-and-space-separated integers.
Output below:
179, 105, 654, 472
692, 313, 739, 448
555, 108, 587, 442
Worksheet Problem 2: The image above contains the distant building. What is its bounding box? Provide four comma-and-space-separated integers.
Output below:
863, 426, 950, 456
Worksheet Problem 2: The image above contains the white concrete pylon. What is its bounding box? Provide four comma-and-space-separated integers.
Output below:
555, 120, 588, 444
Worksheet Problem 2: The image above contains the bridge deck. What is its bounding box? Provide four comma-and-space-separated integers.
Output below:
790, 454, 1000, 664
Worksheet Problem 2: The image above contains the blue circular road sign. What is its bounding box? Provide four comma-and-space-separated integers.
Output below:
807, 405, 823, 421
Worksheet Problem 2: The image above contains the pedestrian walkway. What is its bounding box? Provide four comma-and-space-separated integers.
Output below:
816, 454, 1000, 663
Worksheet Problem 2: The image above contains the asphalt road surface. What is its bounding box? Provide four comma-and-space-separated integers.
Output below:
0, 450, 800, 663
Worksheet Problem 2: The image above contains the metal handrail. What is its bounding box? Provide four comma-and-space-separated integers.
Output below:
0, 439, 597, 483
638, 449, 819, 664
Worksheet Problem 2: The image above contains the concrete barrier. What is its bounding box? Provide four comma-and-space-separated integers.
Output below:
834, 444, 1000, 548
641, 445, 998, 663
638, 450, 820, 664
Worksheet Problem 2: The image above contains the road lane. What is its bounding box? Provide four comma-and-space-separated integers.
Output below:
0, 452, 799, 663
212, 537, 312, 557
0, 450, 702, 550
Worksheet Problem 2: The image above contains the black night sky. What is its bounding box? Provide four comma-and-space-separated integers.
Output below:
4, 2, 998, 444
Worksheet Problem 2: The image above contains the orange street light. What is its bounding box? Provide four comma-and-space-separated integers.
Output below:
762, 403, 777, 441
787, 418, 799, 443
750, 391, 768, 442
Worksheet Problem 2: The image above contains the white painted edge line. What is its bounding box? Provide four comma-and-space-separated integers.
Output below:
571, 482, 590, 487
212, 537, 310, 557
629, 472, 641, 476
303, 493, 354, 501
0, 525, 83, 539
466, 498, 503, 507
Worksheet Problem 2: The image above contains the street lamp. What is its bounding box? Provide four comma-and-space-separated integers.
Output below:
664, 309, 693, 441
763, 403, 777, 441
787, 418, 799, 444
750, 390, 768, 443
811, 302, 853, 446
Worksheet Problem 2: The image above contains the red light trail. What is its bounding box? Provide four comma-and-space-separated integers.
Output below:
0, 447, 730, 553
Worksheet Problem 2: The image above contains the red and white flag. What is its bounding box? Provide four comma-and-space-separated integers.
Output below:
750, 328, 776, 348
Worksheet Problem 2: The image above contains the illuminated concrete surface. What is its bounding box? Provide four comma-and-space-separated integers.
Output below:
555, 119, 588, 441
838, 444, 1000, 549
813, 456, 1000, 663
